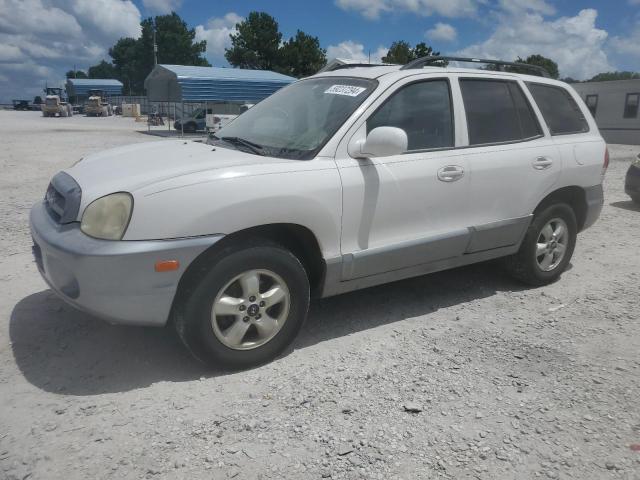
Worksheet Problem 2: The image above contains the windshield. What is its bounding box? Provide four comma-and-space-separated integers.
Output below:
210, 77, 378, 159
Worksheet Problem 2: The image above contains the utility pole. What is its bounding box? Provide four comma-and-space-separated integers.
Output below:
153, 21, 158, 66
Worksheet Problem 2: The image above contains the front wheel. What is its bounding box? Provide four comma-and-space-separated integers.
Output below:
174, 243, 310, 369
504, 203, 577, 286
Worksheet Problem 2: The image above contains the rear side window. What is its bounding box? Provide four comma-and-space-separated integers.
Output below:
586, 95, 598, 117
460, 79, 541, 145
526, 83, 588, 135
367, 79, 454, 151
624, 93, 639, 119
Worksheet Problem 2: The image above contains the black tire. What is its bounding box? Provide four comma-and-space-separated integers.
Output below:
631, 194, 640, 205
174, 242, 310, 369
184, 122, 197, 133
504, 203, 577, 286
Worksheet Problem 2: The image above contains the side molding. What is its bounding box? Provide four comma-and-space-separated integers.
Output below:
321, 215, 533, 298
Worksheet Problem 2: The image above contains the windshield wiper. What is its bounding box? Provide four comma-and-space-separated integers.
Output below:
220, 136, 265, 156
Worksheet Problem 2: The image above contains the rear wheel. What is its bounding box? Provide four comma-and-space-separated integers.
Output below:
174, 242, 310, 369
504, 203, 577, 286
184, 122, 197, 133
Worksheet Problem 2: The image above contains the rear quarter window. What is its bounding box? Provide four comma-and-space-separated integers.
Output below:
526, 83, 589, 135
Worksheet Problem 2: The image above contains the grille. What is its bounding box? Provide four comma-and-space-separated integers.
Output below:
44, 172, 82, 224
45, 98, 58, 106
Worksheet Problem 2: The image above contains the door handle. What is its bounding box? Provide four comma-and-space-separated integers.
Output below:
437, 165, 464, 182
532, 156, 553, 170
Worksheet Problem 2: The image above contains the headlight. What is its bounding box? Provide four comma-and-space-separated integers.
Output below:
81, 192, 133, 240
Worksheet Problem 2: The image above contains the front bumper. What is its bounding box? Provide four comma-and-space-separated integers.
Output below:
625, 164, 640, 199
30, 201, 222, 326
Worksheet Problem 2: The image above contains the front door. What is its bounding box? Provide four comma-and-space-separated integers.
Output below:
336, 77, 474, 280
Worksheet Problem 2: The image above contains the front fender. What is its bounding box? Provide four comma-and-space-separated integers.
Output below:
124, 168, 343, 259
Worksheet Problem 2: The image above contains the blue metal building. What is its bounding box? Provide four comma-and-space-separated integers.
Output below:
144, 65, 295, 103
66, 78, 123, 101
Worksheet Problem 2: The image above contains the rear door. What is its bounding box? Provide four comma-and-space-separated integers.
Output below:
525, 82, 604, 188
458, 75, 562, 253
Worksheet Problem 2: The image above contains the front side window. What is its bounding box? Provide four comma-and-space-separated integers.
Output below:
586, 94, 598, 117
366, 79, 454, 151
526, 83, 588, 135
624, 93, 639, 119
214, 77, 377, 159
460, 79, 541, 145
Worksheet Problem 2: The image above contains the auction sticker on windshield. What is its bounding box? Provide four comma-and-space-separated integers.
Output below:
324, 85, 367, 97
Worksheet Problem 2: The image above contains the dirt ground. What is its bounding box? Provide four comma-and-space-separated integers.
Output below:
0, 110, 639, 480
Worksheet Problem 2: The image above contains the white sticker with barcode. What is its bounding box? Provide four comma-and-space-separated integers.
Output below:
324, 85, 367, 96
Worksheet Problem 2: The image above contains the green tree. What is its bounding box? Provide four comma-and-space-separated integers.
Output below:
588, 71, 640, 82
87, 60, 116, 79
225, 12, 282, 70
278, 30, 326, 77
109, 37, 139, 94
381, 41, 440, 65
413, 42, 439, 59
381, 41, 413, 64
515, 54, 559, 79
65, 69, 87, 79
109, 13, 209, 94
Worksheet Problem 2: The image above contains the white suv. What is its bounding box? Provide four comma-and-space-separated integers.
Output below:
30, 57, 606, 368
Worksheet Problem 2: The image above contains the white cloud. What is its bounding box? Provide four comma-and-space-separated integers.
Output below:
497, 0, 555, 15
426, 22, 457, 42
335, 0, 478, 20
326, 40, 387, 63
0, 44, 22, 62
0, 0, 82, 36
195, 12, 243, 65
457, 9, 614, 79
610, 22, 640, 58
142, 0, 183, 14
69, 0, 142, 43
0, 0, 141, 103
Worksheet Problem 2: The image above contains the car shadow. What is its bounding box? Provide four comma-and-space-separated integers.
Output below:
10, 262, 526, 396
610, 200, 640, 212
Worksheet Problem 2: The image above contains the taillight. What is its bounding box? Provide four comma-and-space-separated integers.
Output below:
603, 146, 610, 175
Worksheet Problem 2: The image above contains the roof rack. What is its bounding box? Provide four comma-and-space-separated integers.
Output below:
325, 63, 387, 72
400, 56, 550, 78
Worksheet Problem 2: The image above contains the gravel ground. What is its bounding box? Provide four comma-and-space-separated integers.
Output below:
0, 110, 639, 480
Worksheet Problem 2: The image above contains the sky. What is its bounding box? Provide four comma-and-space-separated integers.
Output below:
1, 0, 639, 103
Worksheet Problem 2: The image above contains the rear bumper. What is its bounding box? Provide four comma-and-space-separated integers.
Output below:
30, 201, 222, 326
581, 184, 604, 232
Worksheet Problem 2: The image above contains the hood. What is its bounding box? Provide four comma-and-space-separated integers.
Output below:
64, 140, 311, 213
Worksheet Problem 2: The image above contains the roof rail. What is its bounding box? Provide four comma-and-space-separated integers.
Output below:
325, 63, 387, 72
400, 56, 550, 78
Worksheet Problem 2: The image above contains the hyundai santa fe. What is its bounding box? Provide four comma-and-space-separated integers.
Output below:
30, 56, 606, 368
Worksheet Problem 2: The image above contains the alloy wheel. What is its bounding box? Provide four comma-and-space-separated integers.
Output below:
535, 217, 569, 272
211, 269, 290, 350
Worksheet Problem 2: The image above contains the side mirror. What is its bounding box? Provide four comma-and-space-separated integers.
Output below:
353, 127, 408, 158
